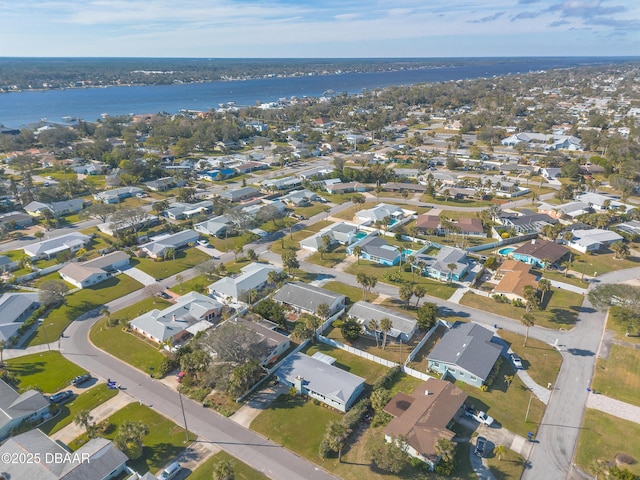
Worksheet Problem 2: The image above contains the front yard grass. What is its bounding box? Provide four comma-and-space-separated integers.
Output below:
5, 351, 86, 393
487, 447, 527, 479
30, 274, 144, 346
459, 288, 583, 330
320, 280, 378, 305
576, 409, 640, 476
592, 344, 640, 407
188, 451, 270, 480
346, 260, 459, 300
40, 383, 119, 435
90, 305, 168, 375
68, 403, 190, 475
496, 330, 562, 388
169, 274, 210, 295
306, 245, 347, 268
131, 247, 211, 278
453, 360, 545, 438
564, 251, 639, 277
606, 306, 640, 344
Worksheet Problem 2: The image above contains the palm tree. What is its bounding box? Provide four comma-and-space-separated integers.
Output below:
352, 245, 362, 265
611, 241, 630, 259
522, 285, 539, 312
368, 319, 379, 347
494, 444, 507, 461
212, 459, 235, 480
521, 313, 535, 346
434, 437, 456, 463
413, 285, 426, 308
537, 279, 551, 306
163, 247, 175, 261
380, 317, 393, 350
0, 340, 5, 367
326, 421, 351, 462
74, 410, 94, 436
447, 263, 457, 283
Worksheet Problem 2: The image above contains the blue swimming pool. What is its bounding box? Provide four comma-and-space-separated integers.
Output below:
498, 247, 516, 256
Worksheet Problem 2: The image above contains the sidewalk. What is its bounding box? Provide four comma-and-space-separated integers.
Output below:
448, 286, 468, 304
516, 369, 551, 405
586, 392, 640, 424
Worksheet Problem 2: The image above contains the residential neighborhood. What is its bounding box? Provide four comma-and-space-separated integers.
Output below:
0, 59, 639, 480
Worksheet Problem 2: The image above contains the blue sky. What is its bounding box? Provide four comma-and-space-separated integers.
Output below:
1, 0, 638, 57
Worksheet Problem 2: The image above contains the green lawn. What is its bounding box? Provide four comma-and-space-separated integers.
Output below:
320, 280, 378, 305
68, 403, 191, 474
345, 260, 459, 300
131, 247, 211, 278
487, 445, 527, 479
250, 394, 342, 466
303, 342, 389, 387
563, 251, 640, 277
30, 274, 144, 346
90, 306, 168, 375
40, 383, 119, 435
5, 351, 86, 393
293, 203, 331, 219
576, 409, 640, 476
607, 306, 640, 344
306, 246, 347, 268
460, 287, 583, 330
496, 330, 562, 388
169, 274, 210, 295
453, 359, 545, 438
537, 268, 587, 288
592, 344, 640, 406
188, 451, 270, 480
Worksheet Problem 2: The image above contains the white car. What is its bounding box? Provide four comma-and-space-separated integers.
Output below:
510, 353, 523, 369
473, 411, 495, 426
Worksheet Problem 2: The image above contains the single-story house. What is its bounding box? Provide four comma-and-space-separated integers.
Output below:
276, 352, 365, 412
273, 282, 346, 316
23, 232, 91, 260
24, 199, 85, 217
261, 176, 302, 191
220, 186, 261, 203
93, 186, 143, 204
138, 229, 200, 259
615, 220, 640, 238
502, 132, 582, 151
414, 246, 469, 282
325, 182, 369, 195
511, 239, 569, 268
58, 251, 130, 289
498, 210, 557, 234
0, 211, 33, 229
537, 201, 592, 219
540, 167, 562, 179
235, 318, 290, 366
208, 262, 282, 304
428, 322, 504, 388
565, 228, 624, 253
0, 380, 50, 440
348, 301, 418, 342
347, 235, 401, 266
145, 176, 184, 191
493, 260, 538, 302
241, 199, 286, 218
575, 192, 627, 212
297, 166, 334, 180
355, 203, 413, 230
299, 223, 361, 252
163, 200, 213, 220
97, 213, 158, 237
280, 189, 318, 207
415, 213, 442, 235
0, 292, 39, 342
384, 182, 428, 193
194, 215, 234, 237
383, 379, 467, 470
0, 429, 128, 479
130, 291, 223, 344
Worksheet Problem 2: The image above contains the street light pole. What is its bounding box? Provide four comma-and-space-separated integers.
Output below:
524, 393, 533, 423
41, 322, 51, 352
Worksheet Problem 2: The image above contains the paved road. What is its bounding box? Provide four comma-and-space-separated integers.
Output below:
61, 312, 338, 480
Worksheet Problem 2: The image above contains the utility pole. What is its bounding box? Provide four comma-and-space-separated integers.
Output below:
178, 391, 190, 442
524, 393, 533, 423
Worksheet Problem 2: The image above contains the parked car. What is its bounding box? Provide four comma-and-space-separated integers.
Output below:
474, 436, 487, 457
71, 374, 92, 386
157, 291, 170, 299
50, 390, 74, 404
473, 411, 495, 426
159, 461, 182, 480
176, 372, 185, 383
510, 353, 523, 369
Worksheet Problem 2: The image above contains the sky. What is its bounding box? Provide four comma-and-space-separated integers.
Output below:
1, 0, 639, 58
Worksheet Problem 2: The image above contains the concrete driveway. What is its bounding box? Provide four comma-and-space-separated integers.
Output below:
231, 383, 289, 428
120, 266, 157, 286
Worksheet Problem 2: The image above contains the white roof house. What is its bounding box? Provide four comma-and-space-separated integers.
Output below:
208, 263, 282, 304
129, 291, 223, 343
58, 251, 130, 288
299, 223, 360, 251
93, 186, 143, 204
23, 232, 91, 260
276, 352, 365, 412
0, 293, 39, 342
348, 301, 418, 342
273, 282, 346, 316
566, 228, 624, 253
138, 229, 200, 259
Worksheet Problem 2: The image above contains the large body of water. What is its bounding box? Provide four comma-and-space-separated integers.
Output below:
0, 57, 628, 127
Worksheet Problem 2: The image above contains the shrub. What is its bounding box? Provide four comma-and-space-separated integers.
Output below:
373, 366, 401, 391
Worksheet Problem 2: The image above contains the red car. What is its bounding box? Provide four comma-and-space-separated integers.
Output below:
176, 372, 185, 383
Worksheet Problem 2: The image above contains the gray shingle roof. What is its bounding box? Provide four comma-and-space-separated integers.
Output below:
428, 322, 503, 381
348, 301, 417, 339
273, 282, 346, 314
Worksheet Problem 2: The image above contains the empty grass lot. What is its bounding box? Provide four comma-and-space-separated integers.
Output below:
131, 247, 211, 278
40, 383, 119, 435
460, 287, 583, 330
496, 330, 562, 388
69, 403, 190, 474
576, 409, 640, 476
346, 260, 459, 300
5, 351, 86, 393
30, 274, 144, 346
90, 298, 169, 374
188, 451, 270, 480
592, 344, 640, 407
